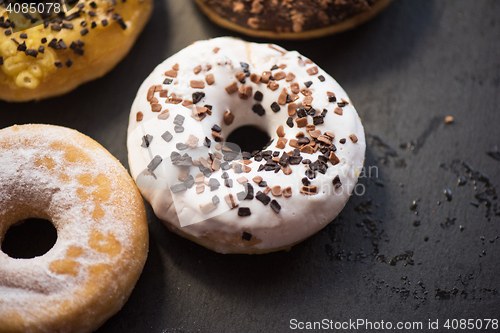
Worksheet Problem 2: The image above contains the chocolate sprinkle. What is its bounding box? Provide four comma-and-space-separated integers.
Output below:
270, 102, 280, 112
174, 125, 184, 133
176, 143, 188, 150
270, 200, 281, 213
192, 91, 205, 104
238, 207, 251, 216
256, 191, 271, 205
170, 183, 187, 193
254, 91, 263, 101
173, 114, 185, 125
244, 183, 254, 200
141, 134, 153, 148
204, 137, 211, 148
212, 195, 220, 205
286, 117, 294, 128
252, 104, 265, 116
162, 131, 173, 142
332, 175, 342, 188
304, 81, 313, 88
163, 78, 173, 84
147, 155, 162, 171
318, 75, 325, 82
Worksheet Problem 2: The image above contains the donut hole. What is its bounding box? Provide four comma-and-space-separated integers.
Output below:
1, 218, 57, 259
226, 125, 271, 154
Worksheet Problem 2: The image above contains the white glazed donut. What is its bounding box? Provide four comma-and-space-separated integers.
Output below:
127, 37, 365, 254
0, 124, 148, 332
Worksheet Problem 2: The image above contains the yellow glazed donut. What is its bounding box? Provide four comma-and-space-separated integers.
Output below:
193, 0, 393, 39
0, 124, 148, 333
127, 37, 365, 254
0, 0, 152, 102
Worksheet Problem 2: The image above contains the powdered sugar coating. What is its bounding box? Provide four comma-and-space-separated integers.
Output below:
128, 37, 365, 253
0, 124, 148, 333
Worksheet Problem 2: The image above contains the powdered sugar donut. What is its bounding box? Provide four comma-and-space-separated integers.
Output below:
0, 124, 148, 332
127, 37, 365, 254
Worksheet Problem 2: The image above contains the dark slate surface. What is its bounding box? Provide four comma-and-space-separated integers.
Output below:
1, 0, 499, 332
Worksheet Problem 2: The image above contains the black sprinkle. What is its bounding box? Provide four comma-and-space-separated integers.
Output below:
54, 61, 63, 68
318, 75, 325, 82
286, 94, 293, 103
51, 24, 61, 31
4, 30, 12, 36
286, 117, 294, 128
305, 169, 316, 179
20, 33, 27, 39
161, 131, 173, 142
302, 177, 310, 186
256, 191, 271, 205
58, 39, 67, 49
91, 21, 97, 29
141, 134, 153, 148
339, 138, 346, 144
203, 137, 211, 148
252, 104, 265, 116
192, 91, 205, 104
208, 178, 220, 189
270, 64, 279, 71
225, 179, 233, 188
238, 207, 251, 216
270, 102, 280, 113
332, 175, 342, 188
41, 37, 47, 44
74, 48, 84, 56
174, 125, 184, 133
90, 1, 97, 8
66, 59, 73, 67
237, 191, 247, 201
296, 106, 307, 118
173, 114, 185, 125
254, 91, 263, 101
289, 156, 303, 165
170, 183, 187, 193
184, 175, 194, 188
321, 109, 328, 117
304, 81, 313, 88
244, 183, 254, 200
62, 23, 73, 29
176, 143, 188, 150
25, 49, 38, 57
80, 28, 89, 36
337, 101, 346, 107
212, 195, 220, 205
102, 19, 109, 27
313, 116, 324, 125
242, 232, 252, 241
38, 45, 45, 53
0, 56, 2, 65
212, 124, 222, 133
163, 78, 173, 85
270, 200, 281, 213
328, 93, 336, 103
17, 42, 27, 52
147, 155, 162, 171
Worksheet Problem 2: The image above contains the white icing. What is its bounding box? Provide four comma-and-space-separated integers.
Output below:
128, 37, 365, 251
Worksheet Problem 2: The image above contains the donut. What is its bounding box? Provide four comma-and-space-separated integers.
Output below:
0, 124, 148, 332
0, 0, 152, 102
127, 37, 365, 254
193, 0, 393, 39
